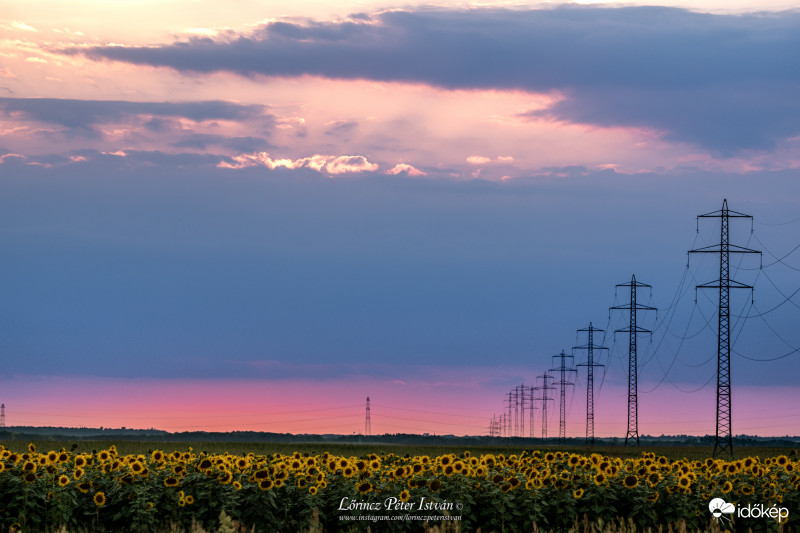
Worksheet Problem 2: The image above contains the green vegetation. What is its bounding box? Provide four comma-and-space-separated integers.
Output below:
1, 438, 797, 460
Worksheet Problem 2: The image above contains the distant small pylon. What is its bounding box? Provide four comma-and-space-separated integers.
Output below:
0, 404, 5, 428
365, 397, 371, 436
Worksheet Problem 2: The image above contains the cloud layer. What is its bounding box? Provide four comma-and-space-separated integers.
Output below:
75, 6, 800, 154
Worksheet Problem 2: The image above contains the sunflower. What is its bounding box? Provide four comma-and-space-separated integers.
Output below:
429, 479, 442, 492
218, 471, 234, 485
259, 479, 274, 491
593, 472, 606, 485
573, 488, 584, 499
647, 491, 660, 502
741, 485, 754, 495
58, 475, 70, 487
185, 495, 194, 505
98, 450, 111, 462
500, 483, 512, 493
443, 465, 455, 476
164, 476, 180, 488
399, 489, 411, 502
94, 492, 106, 507
74, 467, 85, 479
23, 472, 37, 483
78, 481, 92, 493
370, 460, 381, 470
28, 443, 36, 453
308, 486, 318, 495
623, 475, 639, 489
47, 451, 58, 463
22, 461, 37, 473
440, 455, 453, 467
677, 476, 691, 489
74, 456, 87, 468
343, 466, 355, 478
721, 481, 733, 493
357, 481, 373, 494
647, 472, 661, 487
453, 461, 466, 473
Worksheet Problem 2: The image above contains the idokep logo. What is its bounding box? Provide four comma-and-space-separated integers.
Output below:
709, 498, 735, 524
709, 497, 790, 524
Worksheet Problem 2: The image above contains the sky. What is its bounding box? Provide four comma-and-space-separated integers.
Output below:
1, 0, 800, 438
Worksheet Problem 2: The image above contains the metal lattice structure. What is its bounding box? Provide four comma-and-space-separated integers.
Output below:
689, 199, 760, 459
575, 323, 607, 446
550, 351, 576, 443
365, 396, 371, 436
611, 275, 656, 446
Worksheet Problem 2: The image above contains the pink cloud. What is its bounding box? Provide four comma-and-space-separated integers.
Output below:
466, 155, 491, 165
0, 153, 25, 164
325, 155, 378, 174
385, 163, 426, 176
467, 155, 514, 165
218, 151, 378, 175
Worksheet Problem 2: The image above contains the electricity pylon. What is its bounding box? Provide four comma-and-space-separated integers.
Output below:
550, 351, 577, 443
689, 199, 760, 459
611, 275, 656, 446
575, 323, 607, 446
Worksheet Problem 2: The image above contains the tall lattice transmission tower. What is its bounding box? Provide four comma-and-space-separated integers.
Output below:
550, 351, 576, 443
365, 397, 371, 436
535, 373, 555, 439
689, 199, 760, 459
611, 275, 656, 446
575, 323, 607, 446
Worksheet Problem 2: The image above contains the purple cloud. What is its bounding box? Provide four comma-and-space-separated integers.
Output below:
71, 6, 800, 154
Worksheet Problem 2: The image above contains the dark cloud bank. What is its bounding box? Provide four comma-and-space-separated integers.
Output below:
0, 97, 269, 130
74, 5, 800, 154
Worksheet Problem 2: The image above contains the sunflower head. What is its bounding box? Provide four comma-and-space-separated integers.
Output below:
623, 475, 639, 489
94, 492, 106, 507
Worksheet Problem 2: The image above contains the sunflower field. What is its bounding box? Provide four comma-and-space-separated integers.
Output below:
0, 443, 797, 532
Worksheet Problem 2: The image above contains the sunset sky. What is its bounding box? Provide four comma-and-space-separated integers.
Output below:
1, 0, 800, 437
